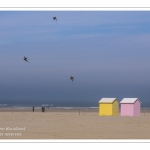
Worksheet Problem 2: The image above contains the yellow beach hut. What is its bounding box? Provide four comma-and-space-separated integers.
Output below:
99, 98, 119, 116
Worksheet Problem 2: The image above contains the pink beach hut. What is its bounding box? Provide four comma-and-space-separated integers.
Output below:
120, 98, 141, 116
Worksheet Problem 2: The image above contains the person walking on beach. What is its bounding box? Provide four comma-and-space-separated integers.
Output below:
42, 106, 45, 112
33, 106, 34, 112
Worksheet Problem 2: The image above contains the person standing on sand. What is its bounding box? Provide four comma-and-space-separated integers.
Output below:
33, 106, 34, 112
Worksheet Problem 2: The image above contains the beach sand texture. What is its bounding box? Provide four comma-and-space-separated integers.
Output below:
0, 108, 150, 139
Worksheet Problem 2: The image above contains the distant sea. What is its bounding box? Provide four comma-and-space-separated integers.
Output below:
0, 103, 150, 111
0, 103, 99, 110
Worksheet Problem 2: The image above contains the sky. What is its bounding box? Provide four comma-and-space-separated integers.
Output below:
0, 11, 150, 107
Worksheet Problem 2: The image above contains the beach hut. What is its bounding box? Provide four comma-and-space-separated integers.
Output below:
99, 98, 119, 116
120, 98, 141, 116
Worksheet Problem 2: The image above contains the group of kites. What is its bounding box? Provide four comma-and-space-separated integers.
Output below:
23, 16, 74, 83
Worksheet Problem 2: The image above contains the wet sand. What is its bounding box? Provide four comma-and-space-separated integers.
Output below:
0, 108, 150, 139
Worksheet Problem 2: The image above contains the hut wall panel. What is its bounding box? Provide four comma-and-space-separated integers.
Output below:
112, 100, 119, 116
100, 103, 112, 116
134, 100, 141, 116
121, 104, 134, 116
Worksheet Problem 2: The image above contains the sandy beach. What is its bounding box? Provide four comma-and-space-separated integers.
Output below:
0, 108, 150, 139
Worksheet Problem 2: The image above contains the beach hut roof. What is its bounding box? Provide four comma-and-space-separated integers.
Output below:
120, 98, 141, 104
99, 98, 117, 103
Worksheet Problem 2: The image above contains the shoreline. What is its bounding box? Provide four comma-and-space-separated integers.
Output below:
0, 107, 99, 112
0, 107, 150, 113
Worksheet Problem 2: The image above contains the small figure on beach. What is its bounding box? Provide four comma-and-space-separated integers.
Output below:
33, 106, 34, 112
23, 56, 29, 63
70, 76, 74, 83
42, 106, 45, 112
53, 16, 57, 22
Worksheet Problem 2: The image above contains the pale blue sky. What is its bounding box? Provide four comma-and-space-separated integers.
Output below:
1, 11, 150, 107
